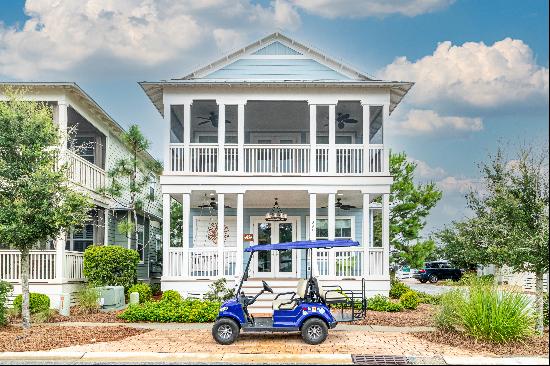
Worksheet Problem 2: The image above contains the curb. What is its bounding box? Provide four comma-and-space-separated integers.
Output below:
0, 351, 354, 364
443, 356, 549, 365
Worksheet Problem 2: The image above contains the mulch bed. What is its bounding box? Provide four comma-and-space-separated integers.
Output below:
0, 325, 149, 352
48, 306, 125, 323
412, 329, 549, 356
352, 304, 436, 327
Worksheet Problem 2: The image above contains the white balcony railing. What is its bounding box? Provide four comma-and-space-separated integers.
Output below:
167, 247, 237, 278
315, 248, 383, 278
168, 143, 388, 175
66, 150, 106, 192
0, 250, 84, 282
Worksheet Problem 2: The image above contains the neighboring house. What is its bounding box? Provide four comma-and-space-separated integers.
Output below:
0, 82, 162, 306
141, 32, 413, 311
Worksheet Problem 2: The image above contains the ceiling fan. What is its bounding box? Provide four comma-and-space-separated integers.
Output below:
322, 198, 357, 210
324, 113, 358, 130
198, 196, 231, 210
197, 112, 232, 128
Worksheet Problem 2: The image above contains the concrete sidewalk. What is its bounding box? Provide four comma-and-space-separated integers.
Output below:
0, 351, 548, 365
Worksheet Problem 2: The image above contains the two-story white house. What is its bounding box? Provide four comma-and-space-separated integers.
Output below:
141, 33, 413, 311
0, 82, 163, 306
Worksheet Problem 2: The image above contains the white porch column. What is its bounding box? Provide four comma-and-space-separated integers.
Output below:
309, 104, 316, 173
163, 103, 171, 172
382, 193, 390, 276
309, 193, 317, 276
104, 209, 109, 245
328, 193, 336, 277
162, 194, 171, 278
362, 193, 370, 278
218, 103, 225, 173
183, 103, 192, 172
57, 102, 68, 166
383, 104, 389, 173
55, 233, 66, 283
181, 193, 191, 277
217, 193, 225, 277
237, 103, 245, 173
362, 103, 370, 174
328, 104, 336, 174
236, 193, 244, 276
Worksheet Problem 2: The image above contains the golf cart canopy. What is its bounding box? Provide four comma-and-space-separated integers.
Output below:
245, 239, 359, 252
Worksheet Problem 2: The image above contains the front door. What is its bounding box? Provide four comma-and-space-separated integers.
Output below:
253, 218, 298, 278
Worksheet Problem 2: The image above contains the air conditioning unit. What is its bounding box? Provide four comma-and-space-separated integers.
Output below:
96, 286, 125, 310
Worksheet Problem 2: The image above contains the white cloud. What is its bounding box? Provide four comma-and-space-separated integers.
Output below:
437, 176, 479, 194
0, 0, 301, 79
390, 109, 483, 136
291, 0, 454, 18
409, 157, 447, 180
380, 38, 549, 109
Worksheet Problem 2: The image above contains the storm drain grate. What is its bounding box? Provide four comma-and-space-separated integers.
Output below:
352, 355, 410, 365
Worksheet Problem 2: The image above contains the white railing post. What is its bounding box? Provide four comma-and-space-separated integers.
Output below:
328, 104, 336, 174
162, 194, 170, 278
218, 103, 225, 173
382, 193, 390, 277
55, 232, 66, 283
309, 104, 316, 174
309, 193, 318, 276
236, 193, 244, 277
362, 193, 370, 278
328, 193, 336, 277
181, 193, 190, 278
238, 103, 245, 173
217, 193, 225, 277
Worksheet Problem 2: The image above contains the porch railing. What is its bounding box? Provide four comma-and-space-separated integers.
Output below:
315, 248, 383, 278
0, 250, 84, 282
168, 143, 388, 175
66, 150, 106, 192
167, 247, 237, 278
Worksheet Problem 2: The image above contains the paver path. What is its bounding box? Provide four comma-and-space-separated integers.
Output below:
55, 329, 477, 357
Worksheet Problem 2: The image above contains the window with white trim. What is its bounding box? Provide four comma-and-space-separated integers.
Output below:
66, 222, 94, 252
315, 218, 353, 240
137, 224, 145, 262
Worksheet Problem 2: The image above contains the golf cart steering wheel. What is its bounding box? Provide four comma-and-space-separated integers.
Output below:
262, 280, 274, 294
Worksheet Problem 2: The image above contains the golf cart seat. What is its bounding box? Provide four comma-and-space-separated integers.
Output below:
314, 277, 347, 304
272, 278, 308, 310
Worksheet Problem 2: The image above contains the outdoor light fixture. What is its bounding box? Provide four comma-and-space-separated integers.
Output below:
265, 198, 288, 222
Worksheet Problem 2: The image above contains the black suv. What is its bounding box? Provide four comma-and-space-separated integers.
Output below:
413, 261, 462, 283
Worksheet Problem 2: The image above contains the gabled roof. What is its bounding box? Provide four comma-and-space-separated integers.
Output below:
139, 32, 413, 116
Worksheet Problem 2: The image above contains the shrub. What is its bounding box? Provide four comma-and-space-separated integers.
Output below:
400, 290, 420, 310
13, 293, 50, 314
434, 289, 463, 331
203, 278, 235, 302
128, 283, 152, 304
161, 290, 182, 303
367, 294, 403, 312
416, 291, 441, 305
31, 309, 57, 323
151, 283, 161, 296
83, 245, 139, 291
543, 292, 549, 327
389, 280, 411, 299
118, 297, 220, 323
76, 286, 100, 313
0, 281, 13, 325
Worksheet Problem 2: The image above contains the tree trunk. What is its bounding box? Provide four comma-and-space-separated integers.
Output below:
535, 270, 544, 334
20, 249, 31, 329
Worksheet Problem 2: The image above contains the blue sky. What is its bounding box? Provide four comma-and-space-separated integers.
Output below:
1, 0, 548, 234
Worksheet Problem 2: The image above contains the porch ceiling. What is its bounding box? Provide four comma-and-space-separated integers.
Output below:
173, 190, 380, 209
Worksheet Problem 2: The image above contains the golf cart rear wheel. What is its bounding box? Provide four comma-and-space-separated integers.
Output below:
301, 318, 328, 345
212, 318, 240, 345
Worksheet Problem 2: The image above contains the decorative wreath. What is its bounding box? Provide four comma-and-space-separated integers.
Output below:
207, 223, 229, 245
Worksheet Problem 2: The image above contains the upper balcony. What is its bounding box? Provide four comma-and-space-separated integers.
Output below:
165, 100, 388, 176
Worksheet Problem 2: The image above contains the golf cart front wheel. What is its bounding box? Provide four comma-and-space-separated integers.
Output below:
301, 318, 328, 345
212, 318, 240, 345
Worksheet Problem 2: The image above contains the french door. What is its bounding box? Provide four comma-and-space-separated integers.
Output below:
253, 218, 298, 278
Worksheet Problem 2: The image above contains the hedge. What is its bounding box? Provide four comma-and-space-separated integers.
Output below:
118, 297, 220, 323
83, 245, 139, 291
128, 283, 152, 303
13, 293, 50, 314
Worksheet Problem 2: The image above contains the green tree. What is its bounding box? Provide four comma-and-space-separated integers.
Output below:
103, 125, 162, 254
0, 92, 91, 328
170, 199, 183, 247
387, 152, 442, 269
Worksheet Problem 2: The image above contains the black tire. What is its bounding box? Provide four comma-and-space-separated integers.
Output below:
212, 318, 240, 345
419, 279, 428, 284
429, 274, 439, 283
301, 318, 328, 345
452, 276, 460, 282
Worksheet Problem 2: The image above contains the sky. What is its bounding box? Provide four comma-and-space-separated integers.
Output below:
0, 0, 548, 235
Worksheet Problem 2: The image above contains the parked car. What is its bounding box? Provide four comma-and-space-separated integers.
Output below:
413, 261, 463, 283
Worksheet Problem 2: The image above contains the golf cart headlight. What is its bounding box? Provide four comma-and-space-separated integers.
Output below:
220, 306, 228, 312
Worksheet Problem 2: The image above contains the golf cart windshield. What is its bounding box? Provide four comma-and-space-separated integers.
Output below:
245, 239, 359, 252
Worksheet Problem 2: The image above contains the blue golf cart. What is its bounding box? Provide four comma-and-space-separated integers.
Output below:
212, 239, 367, 345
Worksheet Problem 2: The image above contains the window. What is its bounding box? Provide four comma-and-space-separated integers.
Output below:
71, 136, 95, 164
66, 222, 94, 252
315, 218, 353, 239
137, 224, 145, 262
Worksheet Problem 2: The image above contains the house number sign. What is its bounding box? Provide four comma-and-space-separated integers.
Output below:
243, 233, 254, 241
